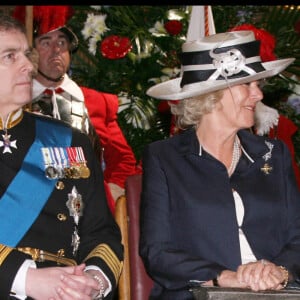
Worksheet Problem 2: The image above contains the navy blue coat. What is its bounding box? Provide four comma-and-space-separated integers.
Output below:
140, 127, 300, 300
0, 112, 123, 299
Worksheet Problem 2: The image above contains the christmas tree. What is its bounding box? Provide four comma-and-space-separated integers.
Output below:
68, 5, 300, 162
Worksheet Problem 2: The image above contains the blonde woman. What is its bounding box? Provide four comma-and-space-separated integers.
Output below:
140, 31, 299, 300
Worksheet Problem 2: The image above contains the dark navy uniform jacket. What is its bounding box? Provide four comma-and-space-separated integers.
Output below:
140, 127, 300, 300
0, 111, 123, 300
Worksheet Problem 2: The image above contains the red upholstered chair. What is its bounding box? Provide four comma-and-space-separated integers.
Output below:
115, 174, 153, 300
117, 179, 300, 300
126, 174, 153, 299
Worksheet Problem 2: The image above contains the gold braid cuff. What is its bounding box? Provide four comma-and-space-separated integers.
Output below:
84, 244, 123, 283
0, 244, 13, 266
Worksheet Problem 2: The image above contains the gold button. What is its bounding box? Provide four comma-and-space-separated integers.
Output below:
57, 249, 65, 257
56, 181, 65, 190
57, 213, 67, 221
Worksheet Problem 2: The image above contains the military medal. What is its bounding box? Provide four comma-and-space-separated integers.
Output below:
49, 147, 63, 178
66, 147, 90, 179
0, 131, 17, 154
53, 147, 66, 178
45, 165, 59, 179
80, 165, 90, 179
42, 148, 58, 179
66, 147, 81, 179
71, 166, 81, 179
64, 167, 73, 179
77, 147, 90, 179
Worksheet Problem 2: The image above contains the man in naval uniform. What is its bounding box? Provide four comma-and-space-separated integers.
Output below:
13, 6, 139, 214
0, 14, 123, 299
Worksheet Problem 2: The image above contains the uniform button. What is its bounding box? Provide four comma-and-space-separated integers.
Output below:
57, 213, 67, 221
56, 181, 65, 190
57, 249, 65, 256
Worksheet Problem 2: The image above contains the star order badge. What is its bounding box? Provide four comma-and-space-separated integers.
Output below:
71, 226, 80, 256
66, 186, 84, 225
0, 132, 17, 153
66, 186, 84, 256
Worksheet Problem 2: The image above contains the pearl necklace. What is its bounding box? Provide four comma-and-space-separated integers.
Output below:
228, 137, 241, 176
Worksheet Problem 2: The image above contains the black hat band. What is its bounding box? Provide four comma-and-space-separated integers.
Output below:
180, 40, 266, 87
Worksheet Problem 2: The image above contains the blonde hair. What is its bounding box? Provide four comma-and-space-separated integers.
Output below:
169, 90, 224, 129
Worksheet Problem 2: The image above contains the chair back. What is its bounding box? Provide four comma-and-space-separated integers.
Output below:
126, 174, 154, 300
115, 194, 130, 300
115, 173, 153, 300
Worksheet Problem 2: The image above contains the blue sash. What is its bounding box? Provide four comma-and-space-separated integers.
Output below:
0, 117, 72, 247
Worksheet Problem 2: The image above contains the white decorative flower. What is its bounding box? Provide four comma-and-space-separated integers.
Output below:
81, 13, 110, 55
149, 20, 167, 36
88, 37, 99, 55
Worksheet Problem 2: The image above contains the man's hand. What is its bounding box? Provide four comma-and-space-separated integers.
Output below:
25, 265, 77, 299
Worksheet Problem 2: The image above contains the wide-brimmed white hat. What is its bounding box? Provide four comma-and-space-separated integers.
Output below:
146, 30, 294, 100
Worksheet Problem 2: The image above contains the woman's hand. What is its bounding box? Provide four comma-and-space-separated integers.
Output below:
209, 260, 288, 292
236, 260, 287, 291
214, 270, 249, 289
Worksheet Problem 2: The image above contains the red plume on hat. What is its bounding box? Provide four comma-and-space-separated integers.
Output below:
13, 5, 78, 52
230, 24, 277, 62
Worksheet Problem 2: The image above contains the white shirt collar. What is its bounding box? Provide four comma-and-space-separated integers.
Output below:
32, 74, 84, 101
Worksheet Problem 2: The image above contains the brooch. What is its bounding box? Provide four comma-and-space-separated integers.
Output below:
261, 141, 273, 175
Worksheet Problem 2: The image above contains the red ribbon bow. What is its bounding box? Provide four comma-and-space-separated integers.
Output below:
43, 87, 64, 95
